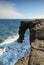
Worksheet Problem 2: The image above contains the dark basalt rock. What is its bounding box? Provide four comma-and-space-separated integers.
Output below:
17, 19, 44, 65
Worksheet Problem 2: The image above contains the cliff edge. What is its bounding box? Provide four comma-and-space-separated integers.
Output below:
15, 19, 44, 65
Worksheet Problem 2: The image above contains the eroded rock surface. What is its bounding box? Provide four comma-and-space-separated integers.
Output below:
15, 54, 29, 65
16, 19, 44, 65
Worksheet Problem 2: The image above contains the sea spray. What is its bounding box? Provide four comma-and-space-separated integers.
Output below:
0, 35, 19, 46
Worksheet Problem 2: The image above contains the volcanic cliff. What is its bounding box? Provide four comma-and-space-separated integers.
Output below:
15, 19, 44, 65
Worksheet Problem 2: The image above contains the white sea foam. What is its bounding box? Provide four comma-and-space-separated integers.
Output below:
0, 48, 6, 56
0, 34, 19, 56
0, 35, 19, 46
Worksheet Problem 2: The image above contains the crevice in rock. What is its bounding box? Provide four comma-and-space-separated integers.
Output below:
32, 47, 44, 52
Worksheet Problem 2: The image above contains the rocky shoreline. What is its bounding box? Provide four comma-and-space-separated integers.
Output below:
15, 19, 44, 65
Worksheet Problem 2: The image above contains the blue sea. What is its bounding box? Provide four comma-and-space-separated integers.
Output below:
0, 19, 31, 65
0, 19, 21, 44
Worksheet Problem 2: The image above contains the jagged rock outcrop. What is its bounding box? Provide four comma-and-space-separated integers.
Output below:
16, 19, 44, 65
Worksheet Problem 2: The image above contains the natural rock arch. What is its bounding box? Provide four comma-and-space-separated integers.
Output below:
18, 21, 36, 43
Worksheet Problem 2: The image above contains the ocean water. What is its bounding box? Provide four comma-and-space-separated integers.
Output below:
0, 19, 21, 44
0, 19, 31, 65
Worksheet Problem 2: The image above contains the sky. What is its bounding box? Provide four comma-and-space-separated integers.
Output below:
0, 0, 44, 19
